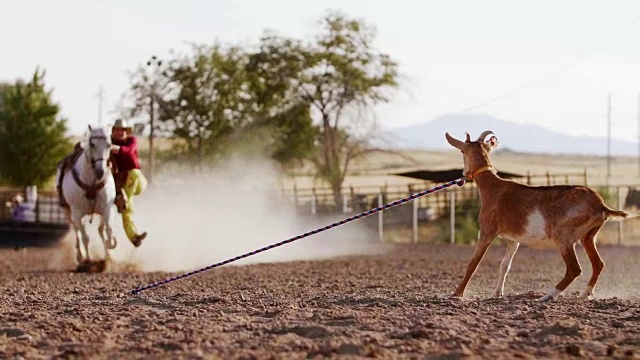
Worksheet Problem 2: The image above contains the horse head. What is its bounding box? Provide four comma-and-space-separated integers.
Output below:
84, 125, 112, 181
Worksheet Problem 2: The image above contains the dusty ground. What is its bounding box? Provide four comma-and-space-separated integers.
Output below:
1, 240, 639, 359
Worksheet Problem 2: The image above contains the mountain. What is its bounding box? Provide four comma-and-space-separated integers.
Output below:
382, 114, 638, 156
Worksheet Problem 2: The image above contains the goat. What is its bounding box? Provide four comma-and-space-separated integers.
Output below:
445, 130, 635, 302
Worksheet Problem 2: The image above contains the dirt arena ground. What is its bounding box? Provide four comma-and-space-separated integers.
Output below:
1, 240, 639, 359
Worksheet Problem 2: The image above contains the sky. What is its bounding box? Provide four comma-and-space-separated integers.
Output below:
2, 0, 640, 142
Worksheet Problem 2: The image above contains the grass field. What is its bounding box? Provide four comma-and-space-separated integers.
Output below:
283, 148, 640, 190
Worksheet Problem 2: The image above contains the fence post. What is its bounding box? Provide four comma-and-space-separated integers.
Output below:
618, 186, 623, 245
311, 189, 317, 215
449, 190, 456, 244
546, 171, 551, 186
583, 168, 588, 186
350, 186, 355, 212
412, 197, 418, 244
35, 191, 40, 224
378, 191, 384, 243
342, 193, 349, 214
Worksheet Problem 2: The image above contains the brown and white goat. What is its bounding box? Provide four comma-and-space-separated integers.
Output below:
445, 130, 635, 302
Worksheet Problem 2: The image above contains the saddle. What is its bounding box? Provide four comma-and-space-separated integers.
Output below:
57, 145, 85, 208
57, 144, 121, 209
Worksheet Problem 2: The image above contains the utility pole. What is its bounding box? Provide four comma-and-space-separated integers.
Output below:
637, 92, 640, 177
96, 85, 105, 126
146, 56, 162, 185
607, 93, 612, 185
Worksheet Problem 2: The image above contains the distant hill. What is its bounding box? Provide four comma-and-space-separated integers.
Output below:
381, 114, 638, 156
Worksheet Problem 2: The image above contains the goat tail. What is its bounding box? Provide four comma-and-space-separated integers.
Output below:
604, 207, 636, 221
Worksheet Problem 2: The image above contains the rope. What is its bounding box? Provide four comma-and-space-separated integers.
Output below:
130, 177, 468, 295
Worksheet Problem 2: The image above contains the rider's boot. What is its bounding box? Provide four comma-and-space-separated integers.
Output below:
114, 189, 127, 213
131, 232, 147, 248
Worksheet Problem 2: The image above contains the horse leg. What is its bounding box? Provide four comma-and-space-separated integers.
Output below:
73, 225, 85, 265
97, 218, 110, 261
102, 207, 117, 251
73, 213, 92, 263
98, 215, 116, 263
98, 218, 106, 242
69, 211, 88, 264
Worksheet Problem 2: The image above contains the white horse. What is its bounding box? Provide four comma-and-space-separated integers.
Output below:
56, 125, 118, 268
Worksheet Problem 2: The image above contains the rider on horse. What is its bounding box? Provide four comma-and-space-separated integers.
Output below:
57, 119, 148, 248
110, 118, 148, 247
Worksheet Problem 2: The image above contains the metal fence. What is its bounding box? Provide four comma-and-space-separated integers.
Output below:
2, 169, 638, 245
283, 180, 640, 246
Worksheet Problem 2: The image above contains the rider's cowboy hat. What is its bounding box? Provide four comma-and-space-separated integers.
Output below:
112, 118, 133, 132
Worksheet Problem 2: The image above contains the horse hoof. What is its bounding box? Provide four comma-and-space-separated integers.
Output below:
106, 238, 117, 250
74, 259, 108, 273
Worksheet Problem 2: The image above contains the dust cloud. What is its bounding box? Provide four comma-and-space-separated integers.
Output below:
108, 156, 388, 273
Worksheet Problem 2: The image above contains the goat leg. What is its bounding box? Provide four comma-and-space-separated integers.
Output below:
493, 240, 520, 298
579, 226, 605, 300
538, 244, 582, 302
452, 230, 495, 298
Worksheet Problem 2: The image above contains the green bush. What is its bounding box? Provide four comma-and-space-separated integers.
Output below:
438, 197, 482, 245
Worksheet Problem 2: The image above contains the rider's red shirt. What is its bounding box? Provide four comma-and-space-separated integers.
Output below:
112, 136, 141, 172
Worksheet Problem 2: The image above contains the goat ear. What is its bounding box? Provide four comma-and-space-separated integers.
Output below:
464, 131, 471, 143
484, 136, 499, 152
445, 132, 465, 150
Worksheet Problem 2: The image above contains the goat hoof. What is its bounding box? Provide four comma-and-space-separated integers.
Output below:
537, 294, 558, 302
537, 288, 561, 302
578, 286, 594, 301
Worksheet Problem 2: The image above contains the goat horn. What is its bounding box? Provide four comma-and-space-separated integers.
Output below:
476, 130, 495, 143
445, 132, 465, 150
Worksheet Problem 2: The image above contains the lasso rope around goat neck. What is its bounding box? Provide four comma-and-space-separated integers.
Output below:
131, 176, 468, 295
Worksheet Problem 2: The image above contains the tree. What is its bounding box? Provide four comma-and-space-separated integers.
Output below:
120, 55, 173, 178
300, 11, 399, 206
161, 44, 253, 166
242, 32, 317, 171
123, 44, 253, 167
121, 10, 400, 190
244, 15, 399, 194
0, 68, 72, 187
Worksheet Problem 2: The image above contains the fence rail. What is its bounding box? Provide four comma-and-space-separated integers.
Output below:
282, 178, 640, 245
